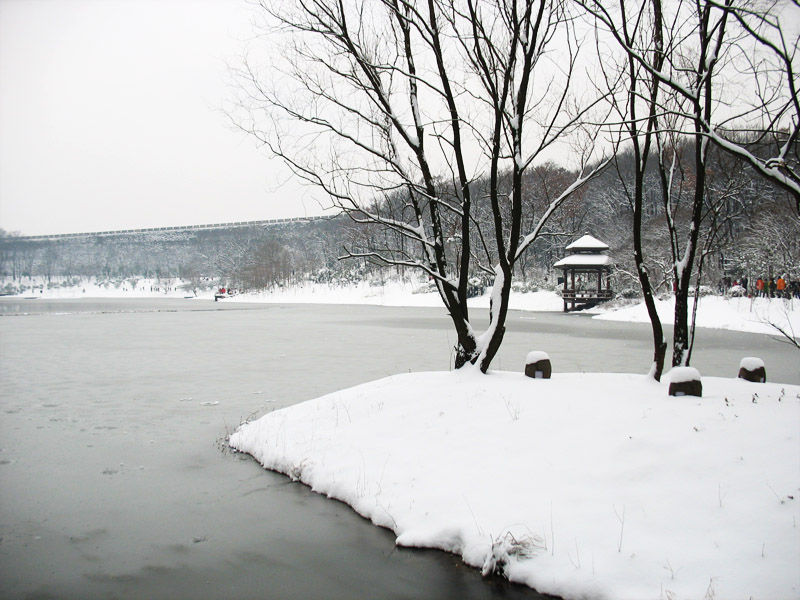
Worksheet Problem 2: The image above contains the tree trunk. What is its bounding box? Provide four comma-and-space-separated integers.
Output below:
629, 0, 667, 380
453, 314, 478, 369
672, 280, 691, 366
475, 267, 511, 373
637, 258, 667, 379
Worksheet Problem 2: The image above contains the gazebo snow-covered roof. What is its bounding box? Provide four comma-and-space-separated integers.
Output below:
554, 233, 613, 312
565, 234, 609, 253
553, 253, 613, 268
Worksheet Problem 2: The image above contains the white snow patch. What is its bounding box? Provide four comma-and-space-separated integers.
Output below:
231, 369, 800, 600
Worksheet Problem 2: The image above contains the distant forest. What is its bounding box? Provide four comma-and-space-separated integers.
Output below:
2, 145, 798, 296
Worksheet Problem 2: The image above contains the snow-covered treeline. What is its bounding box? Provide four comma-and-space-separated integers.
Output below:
0, 218, 357, 293
1, 141, 797, 298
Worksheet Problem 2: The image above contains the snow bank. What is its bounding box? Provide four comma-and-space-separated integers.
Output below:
4, 276, 565, 311
227, 281, 567, 312
225, 280, 446, 308
594, 295, 800, 336
231, 370, 800, 600
2, 276, 210, 299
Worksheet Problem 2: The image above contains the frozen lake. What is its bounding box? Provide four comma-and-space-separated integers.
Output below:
1, 298, 797, 599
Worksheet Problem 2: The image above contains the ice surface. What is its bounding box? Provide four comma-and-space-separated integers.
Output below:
4, 301, 549, 599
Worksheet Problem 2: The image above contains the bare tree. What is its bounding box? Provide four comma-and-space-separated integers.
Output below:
582, 0, 797, 369
231, 0, 609, 372
585, 0, 670, 379
761, 305, 800, 350
199, 227, 266, 287
704, 0, 800, 213
236, 239, 293, 291
588, 0, 799, 209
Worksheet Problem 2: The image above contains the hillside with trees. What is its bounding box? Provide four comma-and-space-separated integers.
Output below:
2, 143, 797, 300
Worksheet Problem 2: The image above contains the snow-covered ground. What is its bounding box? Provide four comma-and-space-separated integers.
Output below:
231, 368, 800, 600
594, 294, 800, 338
2, 277, 208, 299
224, 279, 567, 311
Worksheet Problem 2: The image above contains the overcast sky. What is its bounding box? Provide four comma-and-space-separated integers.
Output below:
0, 0, 319, 236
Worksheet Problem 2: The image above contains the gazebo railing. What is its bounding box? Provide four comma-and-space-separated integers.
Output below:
561, 288, 613, 301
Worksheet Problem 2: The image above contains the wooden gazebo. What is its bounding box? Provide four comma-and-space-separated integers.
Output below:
553, 234, 613, 312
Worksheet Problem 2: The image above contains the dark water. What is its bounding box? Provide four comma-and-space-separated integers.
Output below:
0, 298, 796, 600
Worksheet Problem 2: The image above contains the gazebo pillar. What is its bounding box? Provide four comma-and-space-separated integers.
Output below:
570, 269, 576, 311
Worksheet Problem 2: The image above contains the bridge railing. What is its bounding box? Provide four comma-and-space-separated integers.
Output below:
3, 215, 333, 242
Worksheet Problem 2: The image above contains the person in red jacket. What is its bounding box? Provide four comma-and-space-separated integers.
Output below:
755, 277, 765, 297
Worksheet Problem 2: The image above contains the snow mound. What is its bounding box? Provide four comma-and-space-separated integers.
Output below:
230, 369, 800, 600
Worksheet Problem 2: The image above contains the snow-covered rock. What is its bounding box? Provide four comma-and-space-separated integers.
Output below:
525, 351, 550, 364
666, 366, 701, 383
739, 356, 765, 371
738, 356, 767, 383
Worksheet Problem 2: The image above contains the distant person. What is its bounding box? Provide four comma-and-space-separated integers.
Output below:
767, 277, 775, 298
776, 275, 786, 298
755, 277, 764, 297
741, 276, 748, 293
